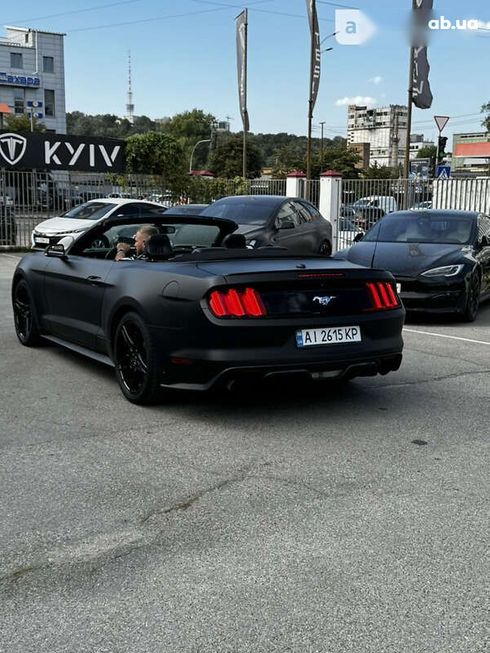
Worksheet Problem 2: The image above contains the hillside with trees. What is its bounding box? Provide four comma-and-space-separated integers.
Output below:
66, 109, 351, 177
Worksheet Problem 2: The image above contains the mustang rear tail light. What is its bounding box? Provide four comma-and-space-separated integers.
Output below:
208, 287, 267, 318
365, 282, 400, 311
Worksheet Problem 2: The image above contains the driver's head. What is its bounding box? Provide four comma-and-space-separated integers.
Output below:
134, 224, 159, 254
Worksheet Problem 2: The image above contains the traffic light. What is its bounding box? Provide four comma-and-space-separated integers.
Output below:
437, 136, 448, 163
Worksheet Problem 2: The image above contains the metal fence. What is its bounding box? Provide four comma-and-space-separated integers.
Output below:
249, 178, 286, 196
2, 169, 489, 251
432, 177, 490, 213
336, 177, 432, 251
297, 178, 320, 207
0, 170, 287, 248
334, 177, 490, 251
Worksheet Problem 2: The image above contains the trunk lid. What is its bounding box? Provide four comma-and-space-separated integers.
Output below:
199, 258, 394, 318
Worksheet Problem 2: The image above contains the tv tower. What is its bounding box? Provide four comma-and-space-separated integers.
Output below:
126, 50, 134, 124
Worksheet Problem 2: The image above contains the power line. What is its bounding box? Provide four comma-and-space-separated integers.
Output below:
250, 7, 334, 22
194, 0, 335, 23
9, 0, 146, 24
63, 0, 301, 34
67, 6, 237, 33
317, 1, 358, 8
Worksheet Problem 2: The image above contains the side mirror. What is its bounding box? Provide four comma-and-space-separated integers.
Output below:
353, 232, 364, 243
45, 243, 67, 259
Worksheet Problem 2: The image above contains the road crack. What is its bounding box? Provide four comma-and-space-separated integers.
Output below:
0, 463, 260, 586
374, 368, 490, 388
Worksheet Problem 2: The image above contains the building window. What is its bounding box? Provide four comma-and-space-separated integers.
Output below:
14, 90, 25, 114
43, 56, 54, 73
44, 89, 55, 117
10, 52, 23, 68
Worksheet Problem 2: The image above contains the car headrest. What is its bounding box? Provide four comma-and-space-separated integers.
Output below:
146, 234, 173, 260
223, 233, 247, 249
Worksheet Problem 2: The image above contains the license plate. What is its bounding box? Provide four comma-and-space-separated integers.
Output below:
35, 237, 50, 244
396, 283, 402, 293
296, 325, 361, 347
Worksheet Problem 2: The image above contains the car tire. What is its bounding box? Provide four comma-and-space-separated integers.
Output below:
318, 240, 332, 257
461, 272, 481, 322
13, 279, 41, 346
113, 311, 162, 404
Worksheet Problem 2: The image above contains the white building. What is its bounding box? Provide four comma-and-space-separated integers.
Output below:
347, 104, 408, 168
0, 26, 66, 133
409, 133, 435, 157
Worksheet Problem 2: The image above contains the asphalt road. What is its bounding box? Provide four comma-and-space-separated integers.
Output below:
1, 253, 489, 653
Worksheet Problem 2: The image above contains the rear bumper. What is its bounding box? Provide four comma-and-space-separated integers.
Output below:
151, 310, 405, 391
159, 353, 403, 391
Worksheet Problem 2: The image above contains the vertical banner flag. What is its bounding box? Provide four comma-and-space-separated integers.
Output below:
236, 9, 249, 132
412, 0, 433, 109
306, 0, 321, 114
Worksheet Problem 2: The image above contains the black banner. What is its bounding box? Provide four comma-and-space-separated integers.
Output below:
306, 0, 321, 115
0, 132, 126, 172
411, 0, 433, 110
236, 9, 250, 132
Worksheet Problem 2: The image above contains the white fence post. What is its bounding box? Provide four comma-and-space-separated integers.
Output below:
286, 170, 306, 197
319, 170, 342, 252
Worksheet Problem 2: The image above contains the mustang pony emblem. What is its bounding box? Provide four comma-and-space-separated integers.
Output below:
0, 133, 27, 166
313, 295, 336, 306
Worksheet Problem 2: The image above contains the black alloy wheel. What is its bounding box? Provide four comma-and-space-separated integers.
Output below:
113, 312, 162, 404
461, 273, 481, 322
318, 240, 332, 257
13, 280, 40, 346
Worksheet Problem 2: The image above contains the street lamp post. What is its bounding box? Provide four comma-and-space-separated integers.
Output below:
189, 139, 211, 174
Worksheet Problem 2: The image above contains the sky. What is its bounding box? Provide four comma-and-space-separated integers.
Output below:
3, 0, 490, 144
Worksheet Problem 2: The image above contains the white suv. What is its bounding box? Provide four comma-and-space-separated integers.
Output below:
31, 198, 166, 249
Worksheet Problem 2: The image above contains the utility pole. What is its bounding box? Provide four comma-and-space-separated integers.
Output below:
403, 0, 417, 180
390, 110, 399, 171
319, 121, 325, 167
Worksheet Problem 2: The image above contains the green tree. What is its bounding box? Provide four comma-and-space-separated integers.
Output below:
362, 162, 396, 179
66, 112, 158, 138
271, 143, 305, 177
416, 144, 437, 160
4, 113, 45, 133
209, 133, 263, 178
481, 101, 490, 131
125, 132, 186, 188
163, 109, 216, 141
310, 146, 360, 179
162, 109, 218, 171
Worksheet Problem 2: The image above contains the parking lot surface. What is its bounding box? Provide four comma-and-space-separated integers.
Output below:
1, 253, 489, 653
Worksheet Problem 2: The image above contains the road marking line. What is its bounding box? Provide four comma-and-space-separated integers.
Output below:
404, 327, 490, 346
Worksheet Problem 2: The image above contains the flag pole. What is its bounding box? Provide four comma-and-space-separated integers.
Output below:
403, 0, 417, 181
306, 2, 316, 183
236, 9, 249, 180
243, 9, 248, 181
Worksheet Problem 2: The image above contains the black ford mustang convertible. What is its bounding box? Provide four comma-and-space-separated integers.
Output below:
12, 213, 405, 404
